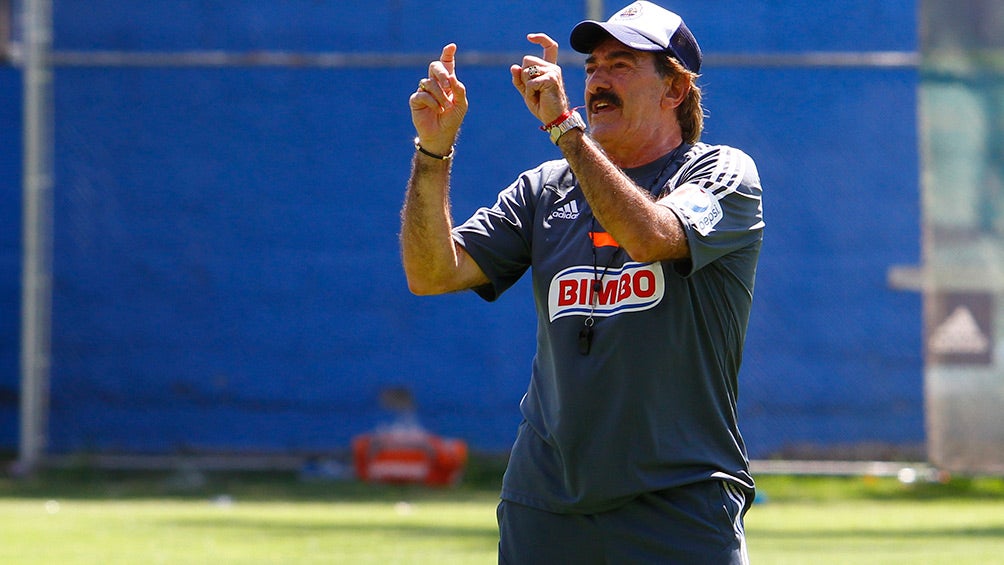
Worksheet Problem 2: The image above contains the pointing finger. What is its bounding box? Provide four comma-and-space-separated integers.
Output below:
526, 33, 559, 64
427, 44, 458, 103
440, 43, 458, 77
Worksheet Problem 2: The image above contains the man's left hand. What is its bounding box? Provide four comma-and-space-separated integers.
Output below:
510, 33, 571, 127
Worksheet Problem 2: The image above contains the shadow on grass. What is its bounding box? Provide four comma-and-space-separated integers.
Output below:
753, 524, 1004, 541
0, 466, 504, 503
0, 452, 510, 502
755, 474, 1004, 503
6, 460, 1003, 506
156, 515, 499, 541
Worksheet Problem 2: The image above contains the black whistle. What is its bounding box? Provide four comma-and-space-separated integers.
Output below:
578, 326, 593, 356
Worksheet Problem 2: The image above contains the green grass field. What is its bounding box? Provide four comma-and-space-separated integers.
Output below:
2, 464, 1003, 564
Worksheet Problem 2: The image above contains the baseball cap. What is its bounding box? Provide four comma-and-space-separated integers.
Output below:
569, 1, 703, 73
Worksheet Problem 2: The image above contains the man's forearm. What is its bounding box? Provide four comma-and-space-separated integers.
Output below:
400, 153, 461, 295
557, 130, 689, 262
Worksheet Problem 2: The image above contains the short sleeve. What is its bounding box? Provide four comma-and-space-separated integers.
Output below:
658, 145, 765, 277
452, 170, 542, 301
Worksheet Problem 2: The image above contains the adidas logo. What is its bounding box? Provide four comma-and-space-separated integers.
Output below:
549, 200, 580, 220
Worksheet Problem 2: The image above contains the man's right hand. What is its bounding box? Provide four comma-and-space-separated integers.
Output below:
410, 43, 468, 157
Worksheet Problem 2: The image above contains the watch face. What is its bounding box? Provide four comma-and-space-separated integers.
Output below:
550, 112, 585, 144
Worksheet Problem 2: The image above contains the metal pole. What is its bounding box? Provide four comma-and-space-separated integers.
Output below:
17, 0, 53, 476
0, 0, 11, 63
587, 0, 604, 21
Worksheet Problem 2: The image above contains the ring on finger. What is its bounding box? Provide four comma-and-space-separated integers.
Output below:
526, 65, 544, 79
417, 79, 429, 92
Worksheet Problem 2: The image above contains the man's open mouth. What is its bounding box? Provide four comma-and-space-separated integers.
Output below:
589, 93, 622, 115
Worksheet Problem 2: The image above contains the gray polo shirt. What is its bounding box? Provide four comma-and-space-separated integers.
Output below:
453, 143, 764, 514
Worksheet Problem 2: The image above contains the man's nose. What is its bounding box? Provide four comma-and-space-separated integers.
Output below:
586, 72, 611, 96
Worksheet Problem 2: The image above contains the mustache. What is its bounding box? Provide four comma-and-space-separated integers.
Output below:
588, 91, 623, 110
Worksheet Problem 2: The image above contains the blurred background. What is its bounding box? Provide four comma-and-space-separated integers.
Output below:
1, 1, 1000, 474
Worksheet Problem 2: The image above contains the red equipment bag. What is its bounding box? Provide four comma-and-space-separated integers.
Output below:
352, 428, 467, 487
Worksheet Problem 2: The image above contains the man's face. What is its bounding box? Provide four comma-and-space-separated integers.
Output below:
583, 38, 670, 151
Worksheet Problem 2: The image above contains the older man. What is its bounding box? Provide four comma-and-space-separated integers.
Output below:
402, 2, 764, 563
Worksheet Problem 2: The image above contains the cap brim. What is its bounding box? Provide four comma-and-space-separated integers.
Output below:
570, 21, 665, 54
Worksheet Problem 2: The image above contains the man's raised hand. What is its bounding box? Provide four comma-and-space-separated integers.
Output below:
410, 43, 468, 156
510, 33, 569, 126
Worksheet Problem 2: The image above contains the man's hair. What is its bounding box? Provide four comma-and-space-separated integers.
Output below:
653, 54, 704, 144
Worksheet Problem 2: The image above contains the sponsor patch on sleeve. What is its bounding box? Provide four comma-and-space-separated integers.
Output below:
663, 184, 723, 236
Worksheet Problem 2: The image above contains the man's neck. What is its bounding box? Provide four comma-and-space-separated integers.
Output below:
602, 132, 685, 169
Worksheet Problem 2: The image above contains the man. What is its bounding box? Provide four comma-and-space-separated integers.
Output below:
401, 2, 763, 563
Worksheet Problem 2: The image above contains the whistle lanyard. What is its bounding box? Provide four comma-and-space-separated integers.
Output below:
576, 145, 687, 356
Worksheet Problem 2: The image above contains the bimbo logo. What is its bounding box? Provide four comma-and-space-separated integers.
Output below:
548, 262, 665, 322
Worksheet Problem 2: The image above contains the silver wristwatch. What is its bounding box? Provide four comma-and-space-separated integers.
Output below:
547, 110, 586, 145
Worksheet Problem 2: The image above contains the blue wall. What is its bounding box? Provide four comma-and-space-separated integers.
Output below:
1, 65, 21, 448
1, 0, 922, 458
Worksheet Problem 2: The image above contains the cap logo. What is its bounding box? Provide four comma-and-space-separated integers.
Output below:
613, 2, 644, 20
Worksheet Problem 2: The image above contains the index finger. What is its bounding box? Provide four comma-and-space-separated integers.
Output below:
526, 33, 558, 64
440, 43, 458, 76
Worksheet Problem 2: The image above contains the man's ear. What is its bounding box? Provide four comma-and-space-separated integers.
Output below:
662, 77, 690, 109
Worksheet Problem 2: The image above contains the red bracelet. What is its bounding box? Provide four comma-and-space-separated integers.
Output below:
539, 106, 584, 131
